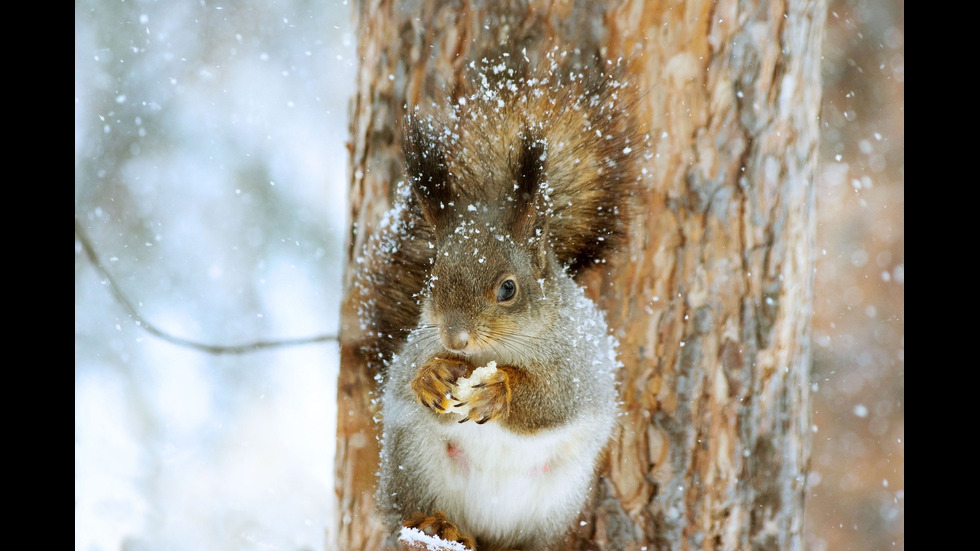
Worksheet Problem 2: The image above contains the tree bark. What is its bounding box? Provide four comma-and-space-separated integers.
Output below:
335, 1, 823, 549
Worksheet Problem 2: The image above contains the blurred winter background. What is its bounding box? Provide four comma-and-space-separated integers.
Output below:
74, 1, 902, 550
75, 1, 354, 549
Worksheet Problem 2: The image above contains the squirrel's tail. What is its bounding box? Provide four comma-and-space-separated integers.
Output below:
354, 48, 644, 372
429, 49, 644, 275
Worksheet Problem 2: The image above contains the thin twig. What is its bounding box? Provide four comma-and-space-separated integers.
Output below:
74, 218, 339, 354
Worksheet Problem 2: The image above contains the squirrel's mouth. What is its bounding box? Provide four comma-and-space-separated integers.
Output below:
440, 329, 496, 361
442, 340, 486, 359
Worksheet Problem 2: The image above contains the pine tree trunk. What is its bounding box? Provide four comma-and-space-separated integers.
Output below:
335, 1, 823, 549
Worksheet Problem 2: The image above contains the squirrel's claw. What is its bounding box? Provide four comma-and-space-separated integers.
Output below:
463, 369, 511, 424
412, 358, 473, 414
402, 511, 475, 550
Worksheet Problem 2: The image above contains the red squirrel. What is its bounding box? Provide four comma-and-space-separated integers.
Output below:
372, 51, 642, 550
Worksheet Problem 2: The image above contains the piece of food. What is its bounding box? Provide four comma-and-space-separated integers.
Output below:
445, 361, 497, 416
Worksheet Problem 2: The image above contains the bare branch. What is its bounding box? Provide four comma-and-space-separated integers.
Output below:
75, 218, 339, 355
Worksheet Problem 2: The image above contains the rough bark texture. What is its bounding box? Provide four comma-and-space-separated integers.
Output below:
335, 1, 823, 549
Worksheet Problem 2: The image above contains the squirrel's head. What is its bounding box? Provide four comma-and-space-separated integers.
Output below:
405, 116, 559, 361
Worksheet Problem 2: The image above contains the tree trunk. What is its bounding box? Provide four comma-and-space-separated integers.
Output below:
335, 1, 823, 549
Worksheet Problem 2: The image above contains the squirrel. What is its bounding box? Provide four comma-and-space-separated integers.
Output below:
371, 51, 643, 551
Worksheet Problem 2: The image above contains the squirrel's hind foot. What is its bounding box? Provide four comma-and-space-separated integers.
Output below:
402, 510, 476, 550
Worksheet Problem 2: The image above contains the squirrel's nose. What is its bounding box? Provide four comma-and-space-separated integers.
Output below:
443, 329, 470, 351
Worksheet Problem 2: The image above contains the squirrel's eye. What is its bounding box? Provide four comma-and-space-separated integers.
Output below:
497, 279, 517, 302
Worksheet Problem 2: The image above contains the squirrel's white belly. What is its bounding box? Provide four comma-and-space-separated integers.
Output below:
429, 414, 610, 539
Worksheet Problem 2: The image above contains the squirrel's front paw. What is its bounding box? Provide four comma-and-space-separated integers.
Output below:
412, 358, 471, 413
402, 511, 475, 550
460, 369, 510, 425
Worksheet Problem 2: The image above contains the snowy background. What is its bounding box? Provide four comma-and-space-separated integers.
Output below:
75, 2, 902, 550
75, 2, 354, 550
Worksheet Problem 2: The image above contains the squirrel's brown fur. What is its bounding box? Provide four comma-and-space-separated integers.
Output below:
354, 51, 642, 373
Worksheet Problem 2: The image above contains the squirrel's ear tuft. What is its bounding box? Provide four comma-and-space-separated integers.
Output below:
404, 115, 451, 228
511, 131, 548, 242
